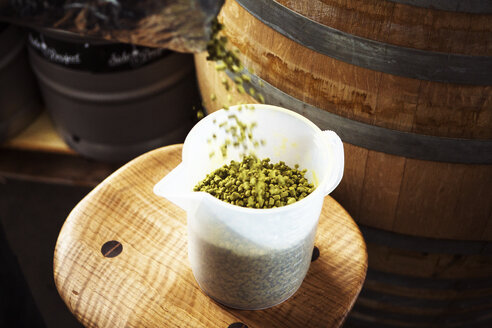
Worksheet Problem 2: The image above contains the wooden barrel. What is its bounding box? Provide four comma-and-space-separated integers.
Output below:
194, 0, 492, 327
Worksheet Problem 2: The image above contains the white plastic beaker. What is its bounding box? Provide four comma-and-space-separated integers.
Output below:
154, 104, 344, 310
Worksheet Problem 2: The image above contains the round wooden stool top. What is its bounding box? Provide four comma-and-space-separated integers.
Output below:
53, 144, 367, 328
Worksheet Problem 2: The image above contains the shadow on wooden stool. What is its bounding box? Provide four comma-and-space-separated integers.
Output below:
53, 144, 367, 328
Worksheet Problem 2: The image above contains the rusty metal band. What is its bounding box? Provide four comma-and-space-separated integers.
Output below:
235, 0, 492, 86
348, 269, 492, 327
387, 0, 492, 14
358, 287, 492, 309
349, 300, 492, 327
226, 69, 492, 164
347, 316, 492, 328
353, 289, 492, 326
366, 269, 492, 291
360, 225, 492, 255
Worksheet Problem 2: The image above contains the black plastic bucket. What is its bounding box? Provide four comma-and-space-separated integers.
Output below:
0, 24, 41, 142
27, 29, 200, 162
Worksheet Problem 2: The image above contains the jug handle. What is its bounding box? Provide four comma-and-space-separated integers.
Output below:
321, 130, 345, 195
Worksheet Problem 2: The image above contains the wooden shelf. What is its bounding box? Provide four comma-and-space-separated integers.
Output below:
2, 111, 74, 154
0, 111, 120, 187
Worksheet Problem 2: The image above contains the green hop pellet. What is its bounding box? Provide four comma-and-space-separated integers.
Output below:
234, 76, 243, 84
241, 74, 251, 82
237, 84, 246, 94
215, 62, 226, 71
194, 156, 315, 208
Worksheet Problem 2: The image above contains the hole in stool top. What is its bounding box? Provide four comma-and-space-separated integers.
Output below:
228, 323, 248, 328
311, 246, 320, 262
101, 240, 123, 258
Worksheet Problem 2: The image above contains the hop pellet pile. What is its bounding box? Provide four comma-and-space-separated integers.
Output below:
194, 155, 315, 208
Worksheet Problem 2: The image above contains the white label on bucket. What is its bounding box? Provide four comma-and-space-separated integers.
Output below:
107, 48, 166, 67
28, 34, 81, 65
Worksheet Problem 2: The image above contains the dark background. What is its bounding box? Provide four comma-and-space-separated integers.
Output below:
0, 178, 88, 328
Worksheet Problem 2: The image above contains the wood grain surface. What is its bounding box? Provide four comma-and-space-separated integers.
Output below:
53, 144, 368, 328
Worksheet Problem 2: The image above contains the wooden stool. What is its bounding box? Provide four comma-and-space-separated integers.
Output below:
53, 144, 367, 328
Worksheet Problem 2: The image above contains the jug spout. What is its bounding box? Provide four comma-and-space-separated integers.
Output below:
153, 162, 202, 212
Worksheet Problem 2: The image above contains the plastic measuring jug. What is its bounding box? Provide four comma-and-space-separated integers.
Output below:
154, 104, 344, 310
